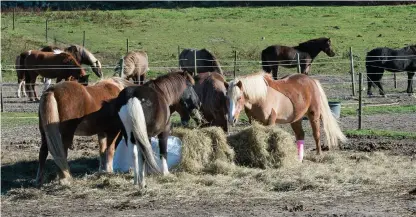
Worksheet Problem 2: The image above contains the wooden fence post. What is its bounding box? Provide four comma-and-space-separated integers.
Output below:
394, 73, 397, 88
194, 50, 197, 75
12, 7, 15, 30
126, 38, 129, 54
82, 31, 85, 47
296, 53, 301, 73
45, 19, 48, 43
350, 47, 356, 96
178, 45, 181, 69
358, 71, 363, 130
233, 50, 237, 78
1, 70, 3, 112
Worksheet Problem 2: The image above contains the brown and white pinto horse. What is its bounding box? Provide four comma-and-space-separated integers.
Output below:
227, 72, 346, 160
114, 71, 202, 187
20, 50, 89, 101
37, 77, 132, 186
261, 37, 336, 79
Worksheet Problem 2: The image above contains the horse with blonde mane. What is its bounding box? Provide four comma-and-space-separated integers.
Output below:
37, 77, 133, 186
114, 51, 149, 85
227, 72, 346, 160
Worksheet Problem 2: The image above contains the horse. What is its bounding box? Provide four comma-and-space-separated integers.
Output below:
114, 51, 150, 85
64, 45, 103, 78
36, 77, 133, 186
114, 71, 202, 187
179, 48, 223, 75
193, 72, 229, 132
227, 72, 347, 161
366, 45, 416, 96
261, 37, 336, 79
20, 50, 89, 101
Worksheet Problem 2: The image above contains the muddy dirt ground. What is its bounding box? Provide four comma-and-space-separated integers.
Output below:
1, 74, 416, 216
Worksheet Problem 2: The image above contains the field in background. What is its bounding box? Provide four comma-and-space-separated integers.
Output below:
1, 6, 416, 81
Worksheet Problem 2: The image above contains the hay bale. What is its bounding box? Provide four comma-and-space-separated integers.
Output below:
172, 127, 235, 174
228, 122, 298, 169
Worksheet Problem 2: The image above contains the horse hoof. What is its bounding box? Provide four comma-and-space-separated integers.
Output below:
59, 178, 71, 186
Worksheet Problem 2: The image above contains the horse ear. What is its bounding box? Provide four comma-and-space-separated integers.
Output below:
224, 82, 229, 89
236, 80, 243, 89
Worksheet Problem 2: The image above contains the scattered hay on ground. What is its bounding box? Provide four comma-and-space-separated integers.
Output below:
172, 127, 235, 174
228, 122, 298, 169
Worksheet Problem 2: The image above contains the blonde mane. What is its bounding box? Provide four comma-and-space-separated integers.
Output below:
93, 77, 135, 90
76, 45, 102, 69
229, 71, 268, 103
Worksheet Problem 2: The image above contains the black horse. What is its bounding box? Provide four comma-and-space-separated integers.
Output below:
179, 48, 223, 76
366, 45, 416, 96
261, 37, 336, 79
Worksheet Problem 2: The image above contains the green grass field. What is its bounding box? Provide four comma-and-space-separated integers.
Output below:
1, 6, 416, 81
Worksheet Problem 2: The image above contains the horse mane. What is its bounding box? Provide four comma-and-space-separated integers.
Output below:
70, 45, 101, 69
230, 71, 268, 102
146, 71, 192, 103
297, 37, 329, 49
92, 77, 135, 90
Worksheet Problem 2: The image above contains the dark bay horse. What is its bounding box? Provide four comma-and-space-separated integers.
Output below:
114, 51, 149, 85
193, 72, 229, 132
42, 45, 103, 78
227, 72, 346, 161
114, 71, 202, 187
179, 48, 223, 75
261, 37, 336, 79
366, 45, 416, 96
37, 77, 133, 186
20, 50, 89, 101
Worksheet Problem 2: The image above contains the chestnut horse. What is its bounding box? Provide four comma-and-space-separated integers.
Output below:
114, 51, 150, 85
193, 72, 229, 132
261, 37, 336, 79
20, 50, 89, 101
227, 72, 346, 160
37, 77, 133, 186
114, 71, 202, 187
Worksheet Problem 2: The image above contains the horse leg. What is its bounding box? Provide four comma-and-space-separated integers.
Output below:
97, 132, 108, 172
17, 80, 23, 98
140, 74, 146, 85
36, 126, 48, 187
290, 120, 305, 161
59, 133, 74, 185
158, 126, 170, 175
267, 109, 277, 126
104, 131, 120, 173
308, 113, 322, 155
407, 72, 415, 94
22, 80, 27, 97
375, 80, 385, 96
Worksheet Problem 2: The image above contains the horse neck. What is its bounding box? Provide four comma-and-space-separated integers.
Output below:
294, 44, 322, 60
149, 81, 186, 106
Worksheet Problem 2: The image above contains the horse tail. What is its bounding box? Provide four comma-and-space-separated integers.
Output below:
314, 79, 347, 148
39, 91, 71, 179
261, 48, 271, 73
120, 97, 160, 174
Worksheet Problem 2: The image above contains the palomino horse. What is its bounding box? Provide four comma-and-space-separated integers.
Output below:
37, 77, 133, 186
261, 37, 336, 79
227, 72, 347, 160
42, 45, 103, 78
193, 72, 229, 132
114, 51, 150, 85
20, 50, 89, 101
179, 48, 223, 75
114, 71, 202, 187
366, 45, 416, 96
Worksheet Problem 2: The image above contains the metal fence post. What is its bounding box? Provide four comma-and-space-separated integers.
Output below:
82, 31, 86, 47
296, 53, 301, 73
194, 50, 197, 75
120, 58, 124, 77
126, 38, 129, 54
12, 7, 15, 30
394, 73, 397, 88
45, 19, 48, 43
358, 71, 363, 130
350, 47, 356, 96
233, 50, 237, 78
178, 45, 181, 69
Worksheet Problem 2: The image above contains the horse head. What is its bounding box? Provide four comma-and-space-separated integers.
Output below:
322, 38, 336, 57
226, 79, 246, 126
177, 71, 202, 126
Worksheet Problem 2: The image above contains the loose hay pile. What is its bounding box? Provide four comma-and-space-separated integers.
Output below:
228, 122, 298, 169
172, 127, 235, 174
172, 123, 298, 173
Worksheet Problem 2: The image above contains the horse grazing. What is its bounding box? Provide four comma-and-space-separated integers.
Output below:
36, 77, 134, 186
20, 50, 89, 101
179, 48, 223, 75
366, 45, 416, 96
114, 71, 202, 187
261, 37, 336, 79
114, 51, 150, 85
64, 45, 103, 78
193, 72, 229, 132
227, 72, 346, 160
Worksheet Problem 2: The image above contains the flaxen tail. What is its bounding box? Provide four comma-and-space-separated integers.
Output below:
123, 98, 160, 173
39, 91, 71, 179
314, 79, 347, 148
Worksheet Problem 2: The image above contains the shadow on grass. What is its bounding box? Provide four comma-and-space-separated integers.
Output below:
1, 157, 99, 194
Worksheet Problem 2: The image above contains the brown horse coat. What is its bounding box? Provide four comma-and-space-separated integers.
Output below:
194, 72, 228, 132
114, 51, 149, 84
22, 50, 88, 101
37, 78, 132, 186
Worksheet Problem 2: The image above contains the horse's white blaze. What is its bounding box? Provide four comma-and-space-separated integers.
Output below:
228, 97, 236, 123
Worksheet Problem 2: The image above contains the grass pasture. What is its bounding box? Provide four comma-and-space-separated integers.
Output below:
2, 5, 416, 216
